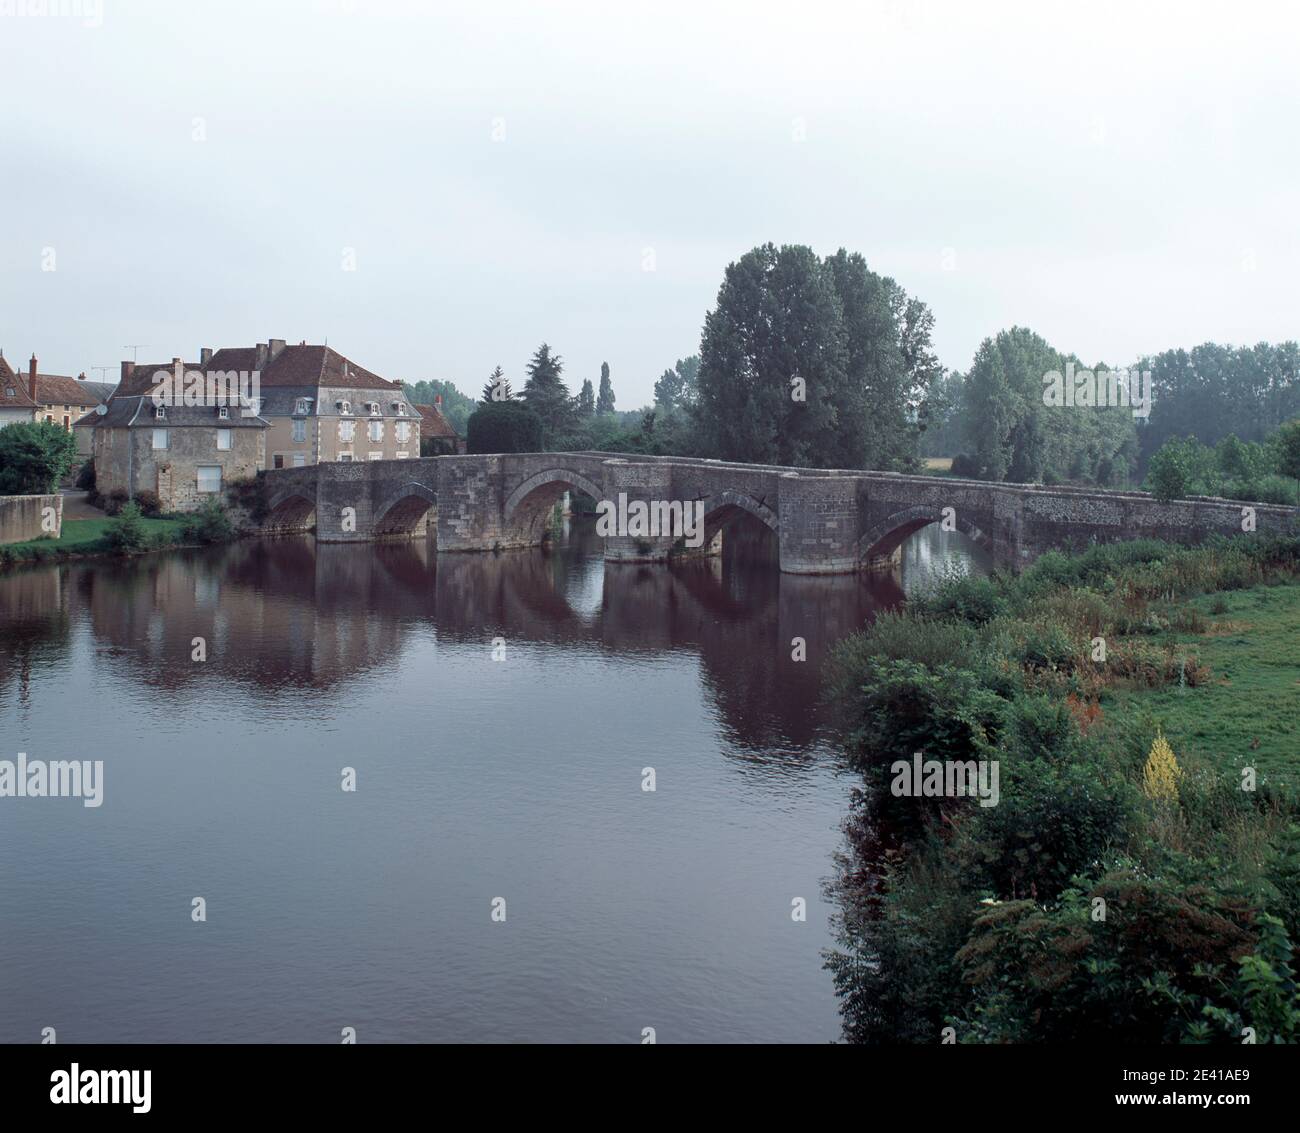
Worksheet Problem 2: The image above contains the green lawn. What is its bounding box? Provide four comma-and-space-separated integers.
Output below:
2, 516, 185, 556
1106, 581, 1300, 784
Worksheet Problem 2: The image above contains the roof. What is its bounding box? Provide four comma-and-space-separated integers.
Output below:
79, 379, 116, 403
415, 402, 459, 439
1, 369, 37, 408
34, 373, 104, 408
205, 344, 399, 391
85, 394, 270, 429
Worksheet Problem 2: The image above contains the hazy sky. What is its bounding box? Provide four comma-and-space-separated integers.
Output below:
3, 0, 1297, 405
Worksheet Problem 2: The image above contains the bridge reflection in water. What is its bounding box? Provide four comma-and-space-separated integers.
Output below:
0, 517, 988, 1043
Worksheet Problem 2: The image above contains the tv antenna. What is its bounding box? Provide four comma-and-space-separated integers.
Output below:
123, 344, 148, 362
90, 366, 114, 380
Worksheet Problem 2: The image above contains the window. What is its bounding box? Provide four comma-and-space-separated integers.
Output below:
294, 397, 312, 415
368, 402, 380, 416
292, 452, 307, 467
368, 419, 383, 442
368, 451, 382, 461
4, 387, 13, 398
395, 451, 409, 459
152, 428, 169, 450
394, 402, 406, 416
273, 455, 284, 469
217, 428, 232, 451
154, 405, 165, 419
338, 453, 353, 462
196, 466, 222, 493
337, 399, 352, 415
219, 406, 229, 419
63, 416, 70, 429
292, 419, 307, 442
45, 414, 53, 423
339, 419, 355, 442
396, 421, 411, 443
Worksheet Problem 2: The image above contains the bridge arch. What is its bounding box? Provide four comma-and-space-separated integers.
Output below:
263, 490, 316, 533
503, 468, 605, 545
698, 489, 779, 553
374, 481, 438, 537
855, 505, 993, 567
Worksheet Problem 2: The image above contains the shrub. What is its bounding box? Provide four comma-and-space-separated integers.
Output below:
75, 460, 96, 492
134, 489, 162, 517
0, 420, 80, 494
1146, 437, 1196, 502
104, 502, 148, 552
102, 488, 130, 516
949, 452, 981, 479
179, 498, 234, 544
466, 401, 544, 454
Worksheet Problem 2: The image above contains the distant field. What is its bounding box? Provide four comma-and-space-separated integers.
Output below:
923, 457, 953, 471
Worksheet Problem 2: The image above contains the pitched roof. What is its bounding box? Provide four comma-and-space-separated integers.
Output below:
34, 373, 104, 407
1, 368, 37, 408
205, 344, 400, 391
415, 402, 459, 439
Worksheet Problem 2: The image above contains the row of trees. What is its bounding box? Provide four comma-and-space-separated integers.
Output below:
465, 243, 943, 469
1146, 421, 1300, 503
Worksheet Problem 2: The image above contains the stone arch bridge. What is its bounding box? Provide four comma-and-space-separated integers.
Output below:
259, 451, 1296, 574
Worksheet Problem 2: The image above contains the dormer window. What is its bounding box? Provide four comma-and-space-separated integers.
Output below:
154, 405, 166, 419
394, 402, 406, 416
336, 399, 352, 415
218, 406, 229, 419
294, 397, 312, 415
368, 402, 380, 416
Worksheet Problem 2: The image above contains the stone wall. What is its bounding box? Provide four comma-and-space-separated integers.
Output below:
0, 494, 63, 544
258, 451, 1300, 574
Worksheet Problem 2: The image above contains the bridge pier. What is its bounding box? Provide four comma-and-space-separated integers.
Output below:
776, 473, 862, 574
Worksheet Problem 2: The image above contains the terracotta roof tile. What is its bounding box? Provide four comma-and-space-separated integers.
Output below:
415, 403, 459, 438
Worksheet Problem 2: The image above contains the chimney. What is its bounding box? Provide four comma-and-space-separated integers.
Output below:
435, 394, 443, 408
29, 355, 38, 402
268, 338, 286, 361
121, 360, 135, 386
254, 343, 268, 370
200, 347, 213, 366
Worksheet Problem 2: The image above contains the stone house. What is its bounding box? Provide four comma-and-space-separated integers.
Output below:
79, 357, 269, 512
203, 340, 423, 468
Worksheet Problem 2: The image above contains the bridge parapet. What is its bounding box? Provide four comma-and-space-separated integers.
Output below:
258, 453, 1298, 574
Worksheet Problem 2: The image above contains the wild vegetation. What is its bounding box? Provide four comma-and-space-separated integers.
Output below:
825, 535, 1300, 1044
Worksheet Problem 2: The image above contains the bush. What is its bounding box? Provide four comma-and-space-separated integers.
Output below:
0, 420, 80, 494
949, 452, 981, 478
179, 498, 234, 544
466, 401, 544, 454
105, 503, 148, 552
75, 460, 96, 492
102, 488, 130, 516
134, 489, 162, 517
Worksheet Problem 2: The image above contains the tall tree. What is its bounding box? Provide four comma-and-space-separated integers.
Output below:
521, 344, 573, 440
480, 365, 513, 403
596, 362, 616, 415
654, 355, 700, 415
576, 378, 595, 417
694, 243, 842, 466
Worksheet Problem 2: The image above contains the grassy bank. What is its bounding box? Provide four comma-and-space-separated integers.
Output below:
0, 506, 230, 567
826, 534, 1300, 1044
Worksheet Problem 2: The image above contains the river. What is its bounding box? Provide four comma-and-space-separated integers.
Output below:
0, 519, 987, 1043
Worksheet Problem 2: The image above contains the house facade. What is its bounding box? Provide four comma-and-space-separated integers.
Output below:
80, 357, 268, 512
203, 340, 423, 468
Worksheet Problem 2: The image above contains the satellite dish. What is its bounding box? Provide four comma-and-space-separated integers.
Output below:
96, 403, 108, 415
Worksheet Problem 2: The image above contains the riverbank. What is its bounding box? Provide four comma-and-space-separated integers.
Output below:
0, 515, 205, 567
825, 534, 1300, 1044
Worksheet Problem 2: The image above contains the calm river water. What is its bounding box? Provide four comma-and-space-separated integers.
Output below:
0, 519, 986, 1043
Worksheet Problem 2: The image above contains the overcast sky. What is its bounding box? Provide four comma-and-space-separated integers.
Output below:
3, 0, 1297, 404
